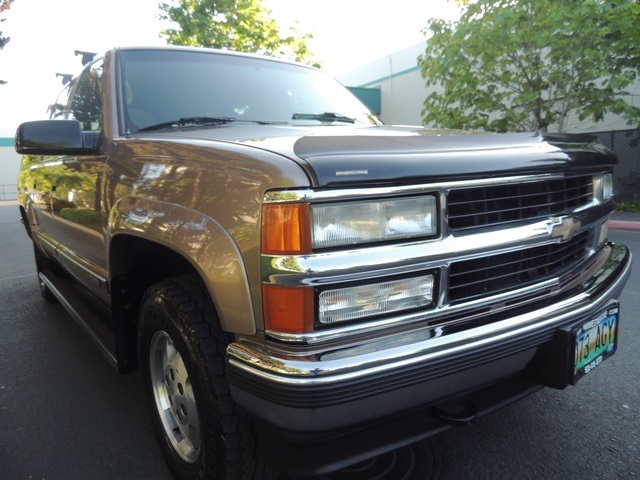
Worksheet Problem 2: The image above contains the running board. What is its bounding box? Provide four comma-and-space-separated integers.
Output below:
39, 271, 119, 370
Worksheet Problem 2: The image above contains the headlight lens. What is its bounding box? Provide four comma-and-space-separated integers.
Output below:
602, 173, 613, 201
595, 173, 614, 203
319, 274, 435, 325
598, 219, 609, 246
311, 196, 437, 249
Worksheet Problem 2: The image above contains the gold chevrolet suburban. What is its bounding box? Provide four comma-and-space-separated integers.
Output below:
15, 46, 632, 480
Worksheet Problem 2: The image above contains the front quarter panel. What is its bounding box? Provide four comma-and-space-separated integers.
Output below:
109, 197, 256, 334
105, 137, 311, 334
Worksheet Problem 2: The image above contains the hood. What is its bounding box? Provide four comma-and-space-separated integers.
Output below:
144, 125, 615, 187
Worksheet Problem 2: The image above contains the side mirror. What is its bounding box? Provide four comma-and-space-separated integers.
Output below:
15, 120, 99, 155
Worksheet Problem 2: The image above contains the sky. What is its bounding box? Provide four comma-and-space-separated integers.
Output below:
0, 0, 460, 137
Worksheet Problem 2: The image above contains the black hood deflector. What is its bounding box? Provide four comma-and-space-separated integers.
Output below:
291, 130, 615, 187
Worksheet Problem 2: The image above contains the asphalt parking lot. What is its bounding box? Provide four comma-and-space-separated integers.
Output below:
1, 201, 638, 479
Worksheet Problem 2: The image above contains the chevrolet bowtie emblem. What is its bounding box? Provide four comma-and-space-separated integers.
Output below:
546, 215, 581, 242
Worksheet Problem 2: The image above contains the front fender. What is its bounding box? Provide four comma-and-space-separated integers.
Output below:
108, 197, 256, 334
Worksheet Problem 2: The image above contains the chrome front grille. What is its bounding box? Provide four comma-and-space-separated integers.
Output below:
448, 176, 594, 232
448, 231, 593, 304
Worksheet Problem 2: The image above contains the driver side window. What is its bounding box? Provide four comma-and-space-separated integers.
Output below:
68, 59, 104, 132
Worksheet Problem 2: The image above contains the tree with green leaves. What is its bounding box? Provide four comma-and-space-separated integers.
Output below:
159, 0, 318, 66
419, 0, 640, 132
1, 0, 14, 85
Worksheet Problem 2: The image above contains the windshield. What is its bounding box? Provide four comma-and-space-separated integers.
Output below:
119, 49, 381, 133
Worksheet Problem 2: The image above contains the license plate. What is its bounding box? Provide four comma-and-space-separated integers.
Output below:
572, 304, 619, 384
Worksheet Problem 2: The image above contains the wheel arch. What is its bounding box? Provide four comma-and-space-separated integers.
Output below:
107, 198, 257, 370
19, 201, 34, 240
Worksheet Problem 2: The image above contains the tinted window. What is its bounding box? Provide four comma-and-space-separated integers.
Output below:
119, 49, 380, 132
49, 83, 73, 120
68, 59, 103, 132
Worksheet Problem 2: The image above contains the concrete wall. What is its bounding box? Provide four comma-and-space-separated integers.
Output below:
338, 44, 426, 126
0, 138, 20, 200
338, 42, 640, 133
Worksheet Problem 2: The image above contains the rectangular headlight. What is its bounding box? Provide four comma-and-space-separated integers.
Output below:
311, 196, 437, 249
602, 173, 613, 200
318, 274, 435, 325
595, 173, 614, 203
598, 220, 609, 246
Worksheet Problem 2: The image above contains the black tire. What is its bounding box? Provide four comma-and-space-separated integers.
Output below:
33, 244, 58, 303
137, 275, 273, 480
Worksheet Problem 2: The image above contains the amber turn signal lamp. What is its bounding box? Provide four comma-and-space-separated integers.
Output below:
262, 203, 312, 255
263, 285, 315, 333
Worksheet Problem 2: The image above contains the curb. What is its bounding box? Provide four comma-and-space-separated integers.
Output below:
610, 220, 640, 231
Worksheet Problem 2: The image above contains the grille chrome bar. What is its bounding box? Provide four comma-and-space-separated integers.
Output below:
448, 175, 594, 232
449, 231, 592, 303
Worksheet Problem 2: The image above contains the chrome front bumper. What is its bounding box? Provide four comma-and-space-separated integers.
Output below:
227, 243, 631, 432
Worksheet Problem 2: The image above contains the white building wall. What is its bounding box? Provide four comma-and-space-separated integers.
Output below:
0, 140, 20, 200
338, 42, 639, 133
338, 43, 427, 126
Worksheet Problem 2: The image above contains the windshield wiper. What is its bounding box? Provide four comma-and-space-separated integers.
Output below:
235, 119, 290, 125
291, 112, 356, 124
135, 116, 236, 132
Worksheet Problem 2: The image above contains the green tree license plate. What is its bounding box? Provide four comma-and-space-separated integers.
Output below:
572, 304, 619, 384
